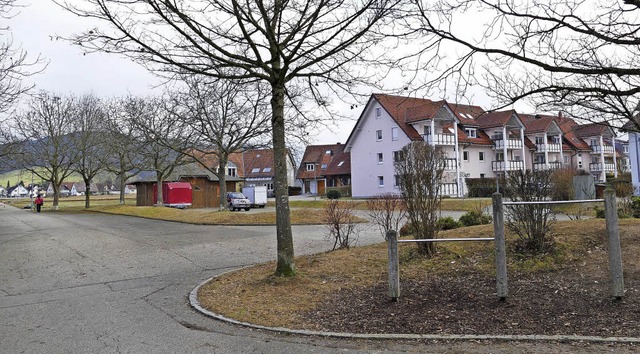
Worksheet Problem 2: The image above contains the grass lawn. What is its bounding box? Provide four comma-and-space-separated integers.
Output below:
283, 197, 492, 212
197, 218, 640, 333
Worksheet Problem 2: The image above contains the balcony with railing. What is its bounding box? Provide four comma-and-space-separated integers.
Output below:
535, 143, 561, 153
441, 158, 458, 170
423, 133, 456, 146
589, 144, 614, 154
589, 162, 616, 172
492, 160, 525, 172
533, 161, 563, 171
494, 139, 523, 150
438, 183, 459, 197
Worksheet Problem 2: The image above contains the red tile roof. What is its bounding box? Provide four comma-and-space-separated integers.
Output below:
476, 110, 517, 129
297, 144, 348, 180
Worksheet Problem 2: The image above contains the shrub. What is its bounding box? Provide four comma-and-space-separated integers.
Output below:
550, 168, 576, 200
632, 197, 640, 218
436, 216, 461, 230
288, 186, 302, 196
466, 178, 501, 197
594, 206, 605, 219
399, 221, 417, 236
326, 189, 342, 199
459, 210, 492, 226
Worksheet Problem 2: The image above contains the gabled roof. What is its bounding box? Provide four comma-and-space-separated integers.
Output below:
297, 143, 348, 180
236, 149, 276, 179
520, 114, 561, 133
476, 110, 520, 129
449, 103, 486, 125
130, 163, 243, 183
572, 123, 615, 138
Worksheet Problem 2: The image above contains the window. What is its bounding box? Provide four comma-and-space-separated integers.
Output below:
376, 130, 383, 141
465, 128, 477, 138
552, 136, 561, 144
495, 152, 503, 162
479, 151, 485, 162
391, 127, 398, 141
321, 164, 327, 169
480, 173, 485, 178
393, 150, 404, 162
535, 136, 544, 145
306, 163, 315, 171
590, 138, 597, 146
375, 107, 382, 118
337, 161, 345, 167
377, 152, 383, 164
624, 145, 629, 153
227, 167, 237, 177
251, 168, 260, 173
394, 175, 400, 187
262, 167, 271, 173
378, 176, 384, 187
564, 156, 569, 164
534, 155, 545, 163
423, 125, 431, 135
463, 151, 469, 162
266, 183, 273, 190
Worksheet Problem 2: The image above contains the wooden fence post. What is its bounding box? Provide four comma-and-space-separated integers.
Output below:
387, 230, 400, 301
492, 192, 508, 300
604, 188, 624, 299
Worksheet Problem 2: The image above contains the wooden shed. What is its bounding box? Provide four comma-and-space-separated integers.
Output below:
132, 164, 243, 208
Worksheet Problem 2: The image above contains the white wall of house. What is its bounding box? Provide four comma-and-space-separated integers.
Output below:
460, 146, 495, 179
630, 132, 640, 196
349, 101, 412, 198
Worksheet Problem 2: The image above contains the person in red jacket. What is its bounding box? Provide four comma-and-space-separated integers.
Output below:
34, 194, 44, 213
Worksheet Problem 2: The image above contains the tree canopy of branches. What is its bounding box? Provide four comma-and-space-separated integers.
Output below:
0, 0, 44, 156
394, 142, 447, 257
60, 0, 403, 276
12, 92, 78, 209
412, 0, 640, 131
166, 75, 271, 209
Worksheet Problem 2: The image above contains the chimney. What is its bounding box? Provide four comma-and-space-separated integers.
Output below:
558, 111, 563, 119
534, 114, 541, 119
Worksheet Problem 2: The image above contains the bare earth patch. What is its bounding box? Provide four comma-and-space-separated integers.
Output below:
198, 219, 640, 338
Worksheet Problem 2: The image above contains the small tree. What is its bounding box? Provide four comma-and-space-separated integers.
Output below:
366, 192, 407, 240
504, 169, 556, 254
325, 200, 358, 250
394, 142, 447, 257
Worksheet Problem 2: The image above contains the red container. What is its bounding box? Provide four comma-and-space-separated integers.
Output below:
153, 182, 192, 208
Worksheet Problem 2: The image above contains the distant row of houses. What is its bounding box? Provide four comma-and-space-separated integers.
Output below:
0, 181, 136, 198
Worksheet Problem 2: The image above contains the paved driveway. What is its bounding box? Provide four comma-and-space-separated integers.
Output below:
0, 206, 626, 353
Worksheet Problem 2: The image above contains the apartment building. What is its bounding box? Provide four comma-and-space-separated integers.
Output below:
345, 94, 627, 198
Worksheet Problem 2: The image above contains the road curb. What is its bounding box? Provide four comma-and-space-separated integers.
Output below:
189, 275, 640, 344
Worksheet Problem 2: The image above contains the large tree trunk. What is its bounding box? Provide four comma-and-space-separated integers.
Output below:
271, 80, 295, 277
118, 172, 126, 204
218, 155, 228, 211
84, 177, 91, 208
155, 172, 164, 206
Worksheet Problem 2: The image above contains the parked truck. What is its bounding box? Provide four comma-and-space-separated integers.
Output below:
242, 185, 267, 208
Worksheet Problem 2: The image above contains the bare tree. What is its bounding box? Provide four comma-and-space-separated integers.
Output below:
0, 0, 44, 116
70, 93, 106, 208
366, 192, 407, 240
325, 199, 358, 250
12, 92, 78, 209
411, 0, 640, 131
127, 96, 192, 206
58, 0, 403, 276
101, 97, 144, 204
166, 75, 271, 210
394, 142, 447, 257
504, 169, 556, 254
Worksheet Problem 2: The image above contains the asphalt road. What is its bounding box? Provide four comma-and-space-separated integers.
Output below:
0, 205, 631, 353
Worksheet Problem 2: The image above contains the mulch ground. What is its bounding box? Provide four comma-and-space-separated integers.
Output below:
299, 264, 640, 337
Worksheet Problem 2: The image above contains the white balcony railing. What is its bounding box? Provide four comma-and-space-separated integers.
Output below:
423, 133, 456, 146
492, 160, 525, 172
533, 161, 563, 171
494, 139, 523, 150
439, 183, 459, 197
590, 145, 614, 154
441, 158, 458, 170
589, 162, 616, 172
535, 143, 561, 153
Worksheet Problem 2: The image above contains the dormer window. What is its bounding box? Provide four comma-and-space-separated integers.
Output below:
227, 167, 237, 177
465, 128, 477, 138
306, 163, 315, 171
251, 168, 260, 173
262, 167, 271, 173
321, 164, 327, 169
337, 161, 345, 167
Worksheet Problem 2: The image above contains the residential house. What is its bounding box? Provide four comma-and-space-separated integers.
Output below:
227, 148, 297, 194
572, 123, 618, 182
7, 183, 28, 198
345, 94, 503, 197
297, 143, 351, 195
45, 182, 72, 197
622, 117, 640, 196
